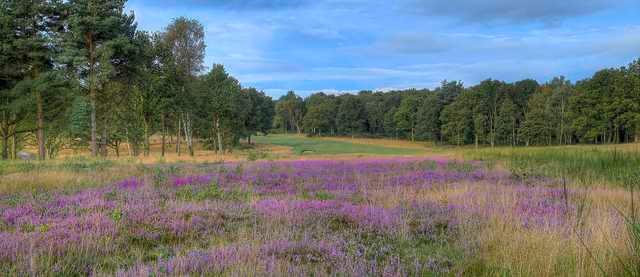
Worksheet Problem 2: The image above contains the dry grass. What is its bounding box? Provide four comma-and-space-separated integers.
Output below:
363, 178, 633, 276
0, 167, 137, 195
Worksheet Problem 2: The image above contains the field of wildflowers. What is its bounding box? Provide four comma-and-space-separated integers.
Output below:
0, 156, 635, 276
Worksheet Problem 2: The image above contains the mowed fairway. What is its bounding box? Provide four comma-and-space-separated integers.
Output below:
253, 134, 428, 156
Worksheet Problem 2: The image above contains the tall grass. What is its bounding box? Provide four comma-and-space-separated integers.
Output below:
464, 146, 640, 186
0, 157, 116, 175
0, 158, 135, 195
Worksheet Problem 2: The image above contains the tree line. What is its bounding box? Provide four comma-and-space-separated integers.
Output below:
277, 59, 640, 146
3, 1, 639, 162
0, 0, 274, 160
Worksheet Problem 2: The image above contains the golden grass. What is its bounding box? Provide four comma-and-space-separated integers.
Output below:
0, 167, 137, 194
363, 179, 633, 276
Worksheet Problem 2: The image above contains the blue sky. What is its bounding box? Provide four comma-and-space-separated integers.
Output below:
126, 0, 640, 97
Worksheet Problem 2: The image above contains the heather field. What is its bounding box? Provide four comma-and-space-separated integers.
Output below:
0, 151, 637, 276
4, 0, 640, 275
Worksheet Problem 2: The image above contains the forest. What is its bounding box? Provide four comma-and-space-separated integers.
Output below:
2, 0, 640, 161
277, 63, 640, 147
1, 0, 274, 160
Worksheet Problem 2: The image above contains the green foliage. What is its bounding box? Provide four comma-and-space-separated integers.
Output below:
110, 208, 123, 222
343, 232, 462, 275
495, 97, 517, 146
313, 191, 335, 200
247, 149, 269, 161
394, 94, 422, 141
445, 161, 474, 173
416, 93, 443, 142
148, 165, 180, 186
336, 95, 367, 136
177, 182, 251, 202
275, 91, 305, 133
303, 93, 336, 136
520, 93, 551, 146
440, 91, 474, 145
60, 157, 114, 172
68, 96, 91, 143
244, 88, 275, 137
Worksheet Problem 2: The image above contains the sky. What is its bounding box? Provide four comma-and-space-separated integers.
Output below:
126, 0, 640, 98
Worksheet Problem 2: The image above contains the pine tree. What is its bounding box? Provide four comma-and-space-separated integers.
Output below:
62, 0, 136, 156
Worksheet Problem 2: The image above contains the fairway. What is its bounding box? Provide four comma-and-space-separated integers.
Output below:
253, 134, 426, 156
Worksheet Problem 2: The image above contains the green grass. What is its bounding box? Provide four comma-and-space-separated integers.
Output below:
462, 145, 640, 186
253, 134, 422, 156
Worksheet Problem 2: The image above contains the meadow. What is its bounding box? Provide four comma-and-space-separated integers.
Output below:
252, 134, 428, 156
0, 136, 638, 276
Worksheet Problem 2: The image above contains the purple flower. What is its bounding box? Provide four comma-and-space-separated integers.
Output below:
254, 199, 400, 233
116, 177, 145, 190
172, 174, 214, 187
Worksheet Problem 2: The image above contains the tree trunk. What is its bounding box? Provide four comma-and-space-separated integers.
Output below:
512, 118, 516, 146
216, 117, 223, 154
126, 136, 133, 156
101, 127, 108, 157
11, 132, 17, 160
89, 93, 97, 156
1, 109, 6, 160
36, 88, 46, 161
475, 135, 478, 149
161, 116, 166, 157
248, 134, 252, 145
143, 119, 150, 156
144, 134, 150, 157
490, 132, 495, 148
87, 33, 98, 157
183, 113, 194, 157
559, 98, 565, 145
1, 135, 7, 160
177, 116, 182, 156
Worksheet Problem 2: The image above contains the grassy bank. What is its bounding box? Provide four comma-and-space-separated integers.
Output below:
461, 144, 640, 187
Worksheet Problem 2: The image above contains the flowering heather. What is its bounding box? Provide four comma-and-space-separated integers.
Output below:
255, 199, 400, 232
407, 201, 459, 239
0, 157, 615, 275
115, 177, 145, 190
118, 245, 254, 276
514, 186, 574, 229
171, 174, 213, 187
261, 239, 346, 263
